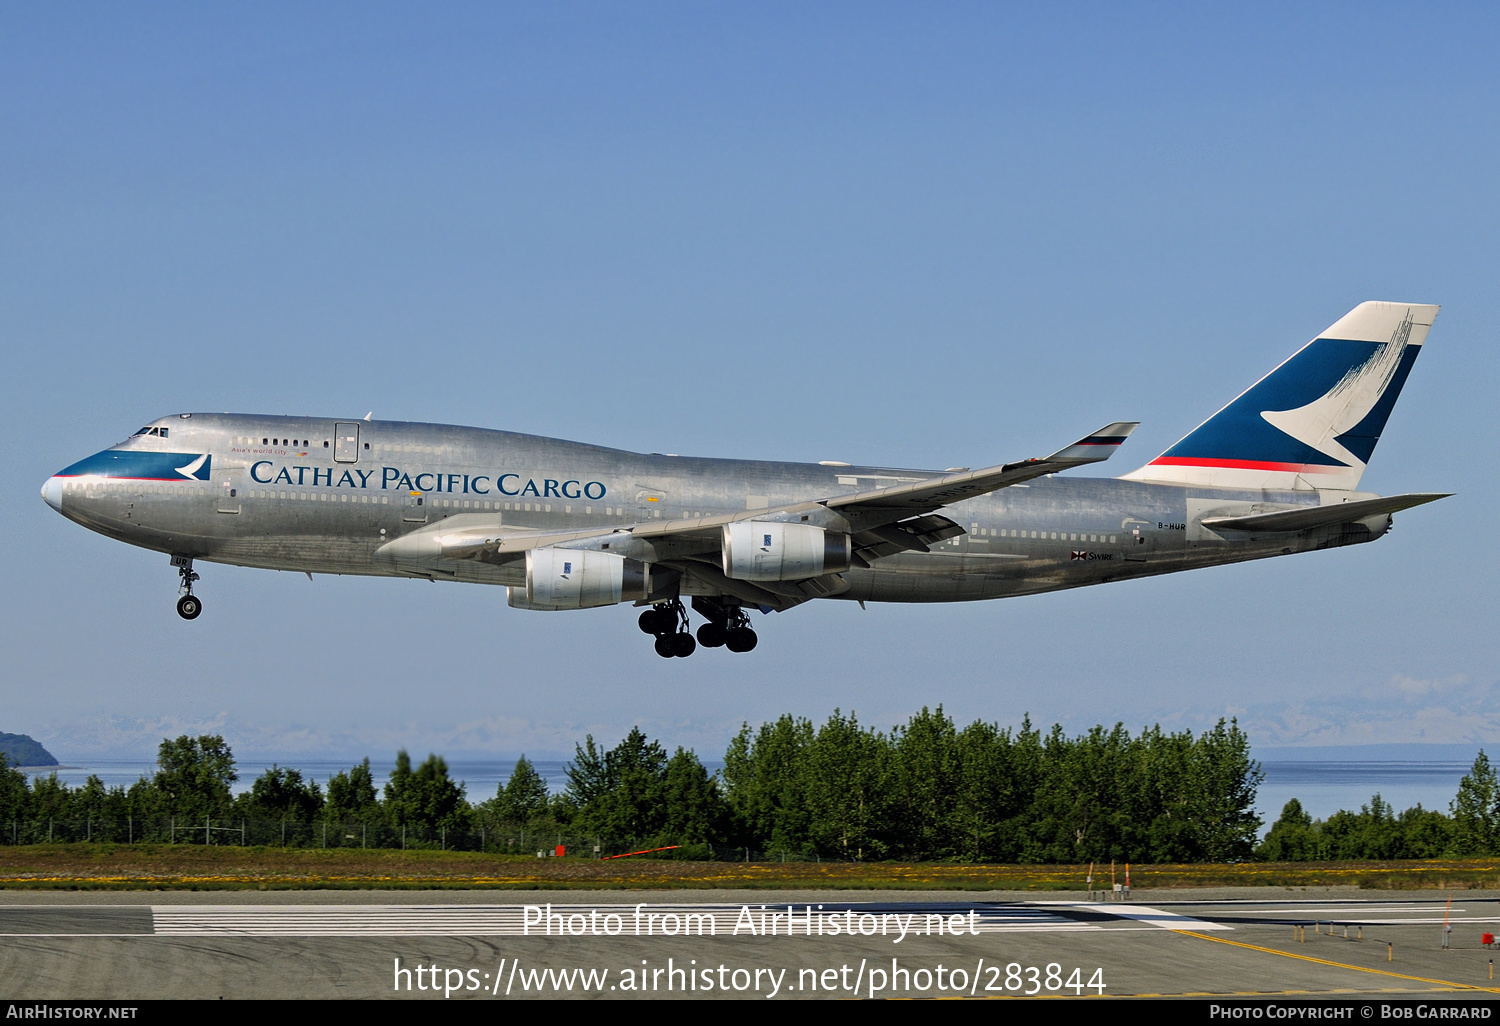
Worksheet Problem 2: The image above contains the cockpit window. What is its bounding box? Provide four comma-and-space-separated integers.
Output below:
134, 427, 151, 435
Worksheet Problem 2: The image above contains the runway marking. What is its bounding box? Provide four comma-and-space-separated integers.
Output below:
1230, 924, 1500, 930
1176, 929, 1500, 994
149, 902, 1088, 937
1069, 903, 1233, 931
0, 901, 1241, 937
1236, 907, 1467, 914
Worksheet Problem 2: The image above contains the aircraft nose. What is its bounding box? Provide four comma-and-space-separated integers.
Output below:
41, 476, 64, 513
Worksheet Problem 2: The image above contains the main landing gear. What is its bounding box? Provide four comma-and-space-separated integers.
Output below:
693, 600, 762, 657
172, 555, 202, 620
639, 600, 695, 658
637, 598, 761, 657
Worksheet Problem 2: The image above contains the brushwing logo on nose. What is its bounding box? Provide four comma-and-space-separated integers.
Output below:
175, 454, 211, 480
1259, 309, 1415, 470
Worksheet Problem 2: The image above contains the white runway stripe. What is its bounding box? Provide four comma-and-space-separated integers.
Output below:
1062, 903, 1234, 931
150, 903, 1089, 937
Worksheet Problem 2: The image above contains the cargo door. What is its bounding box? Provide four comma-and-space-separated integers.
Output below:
214, 468, 241, 514
402, 492, 428, 523
1123, 519, 1154, 562
636, 488, 668, 521
335, 423, 360, 463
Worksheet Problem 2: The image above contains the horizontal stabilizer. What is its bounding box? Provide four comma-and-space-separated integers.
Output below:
1200, 492, 1451, 534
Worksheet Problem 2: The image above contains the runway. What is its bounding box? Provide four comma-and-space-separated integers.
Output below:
1, 889, 1497, 1000
2, 899, 1217, 937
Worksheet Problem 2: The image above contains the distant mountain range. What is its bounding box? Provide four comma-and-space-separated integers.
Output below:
0, 733, 58, 767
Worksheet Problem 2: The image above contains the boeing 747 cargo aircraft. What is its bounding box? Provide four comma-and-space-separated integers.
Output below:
41, 301, 1448, 656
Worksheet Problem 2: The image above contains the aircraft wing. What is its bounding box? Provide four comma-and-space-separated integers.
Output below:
433, 422, 1138, 572
821, 423, 1138, 529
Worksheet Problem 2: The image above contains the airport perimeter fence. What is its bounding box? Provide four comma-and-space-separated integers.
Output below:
0, 818, 826, 862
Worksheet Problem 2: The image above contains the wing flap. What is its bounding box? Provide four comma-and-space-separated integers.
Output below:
851, 514, 964, 561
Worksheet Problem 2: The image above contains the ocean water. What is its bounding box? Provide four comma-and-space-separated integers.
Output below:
1255, 760, 1474, 831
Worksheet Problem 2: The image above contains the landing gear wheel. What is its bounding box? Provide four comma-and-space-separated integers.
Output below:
654, 634, 676, 658
725, 627, 758, 653
639, 609, 665, 635
696, 622, 727, 648
672, 632, 697, 658
176, 594, 202, 620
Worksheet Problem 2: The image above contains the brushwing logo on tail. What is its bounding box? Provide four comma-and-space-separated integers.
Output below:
1259, 309, 1416, 471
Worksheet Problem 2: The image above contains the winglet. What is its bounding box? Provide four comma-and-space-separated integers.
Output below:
1045, 422, 1139, 465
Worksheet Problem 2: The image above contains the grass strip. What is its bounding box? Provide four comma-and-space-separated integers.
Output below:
1, 845, 1498, 891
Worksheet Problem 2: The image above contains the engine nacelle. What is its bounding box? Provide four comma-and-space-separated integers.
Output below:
722, 521, 851, 581
508, 547, 652, 610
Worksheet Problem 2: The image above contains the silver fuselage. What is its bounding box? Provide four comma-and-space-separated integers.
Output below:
43, 413, 1391, 606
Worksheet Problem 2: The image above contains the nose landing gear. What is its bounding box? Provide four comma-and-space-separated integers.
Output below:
172, 555, 202, 620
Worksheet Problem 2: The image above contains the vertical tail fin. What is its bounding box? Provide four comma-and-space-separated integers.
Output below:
1121, 301, 1438, 491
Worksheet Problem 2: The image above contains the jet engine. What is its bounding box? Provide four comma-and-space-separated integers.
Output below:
507, 547, 653, 610
721, 521, 851, 581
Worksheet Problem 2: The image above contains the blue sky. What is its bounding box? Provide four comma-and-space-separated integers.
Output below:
3, 2, 1497, 763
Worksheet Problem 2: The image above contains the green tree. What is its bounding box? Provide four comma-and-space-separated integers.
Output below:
1188, 719, 1264, 861
238, 765, 323, 821
890, 707, 959, 859
72, 775, 118, 822
1029, 722, 1136, 863
950, 719, 1013, 861
152, 735, 237, 818
568, 728, 669, 840
0, 753, 27, 821
804, 710, 890, 860
565, 736, 610, 808
1321, 795, 1404, 859
1396, 805, 1455, 858
384, 751, 469, 833
1257, 799, 1321, 861
26, 773, 72, 823
492, 756, 550, 824
722, 715, 816, 853
326, 758, 381, 821
660, 748, 729, 845
1451, 750, 1499, 855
